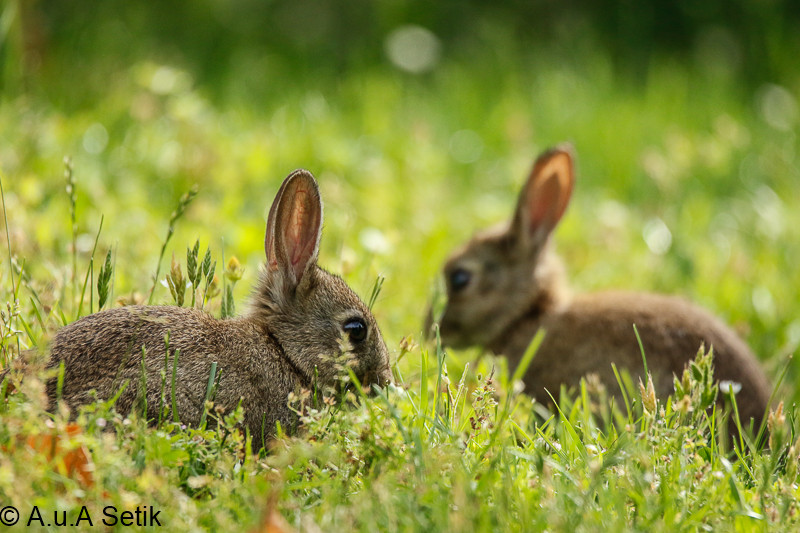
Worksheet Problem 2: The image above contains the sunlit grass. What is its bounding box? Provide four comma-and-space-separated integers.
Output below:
1, 48, 800, 530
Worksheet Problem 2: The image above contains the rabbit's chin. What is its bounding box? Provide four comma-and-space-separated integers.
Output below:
330, 373, 389, 398
438, 319, 489, 351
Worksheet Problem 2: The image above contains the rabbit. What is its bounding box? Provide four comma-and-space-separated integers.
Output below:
431, 145, 772, 432
39, 169, 392, 451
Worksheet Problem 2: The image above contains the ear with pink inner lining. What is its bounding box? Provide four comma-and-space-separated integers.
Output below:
511, 145, 575, 251
264, 169, 323, 286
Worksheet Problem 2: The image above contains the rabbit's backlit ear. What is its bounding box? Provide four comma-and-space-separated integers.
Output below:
271, 169, 323, 284
265, 175, 293, 268
512, 144, 575, 249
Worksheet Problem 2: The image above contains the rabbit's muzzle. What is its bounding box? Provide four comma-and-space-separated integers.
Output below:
433, 313, 473, 350
359, 366, 393, 394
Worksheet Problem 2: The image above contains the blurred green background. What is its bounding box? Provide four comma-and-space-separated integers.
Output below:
1, 0, 799, 397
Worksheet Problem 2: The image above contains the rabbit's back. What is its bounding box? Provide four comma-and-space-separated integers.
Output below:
48, 306, 219, 399
46, 305, 302, 438
500, 291, 771, 425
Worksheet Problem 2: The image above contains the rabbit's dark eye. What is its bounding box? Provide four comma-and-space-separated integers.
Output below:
344, 319, 368, 343
449, 268, 472, 292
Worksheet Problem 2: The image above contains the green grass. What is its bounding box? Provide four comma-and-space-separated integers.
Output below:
1, 46, 800, 530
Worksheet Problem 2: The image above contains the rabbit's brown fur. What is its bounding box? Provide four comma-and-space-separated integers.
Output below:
41, 170, 392, 451
435, 145, 771, 430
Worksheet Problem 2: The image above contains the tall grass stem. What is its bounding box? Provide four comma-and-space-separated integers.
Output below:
149, 184, 198, 305
76, 215, 104, 320
199, 361, 218, 429
0, 173, 16, 297
171, 347, 181, 423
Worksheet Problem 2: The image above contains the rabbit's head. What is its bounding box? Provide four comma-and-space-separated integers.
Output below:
250, 170, 392, 390
433, 146, 575, 350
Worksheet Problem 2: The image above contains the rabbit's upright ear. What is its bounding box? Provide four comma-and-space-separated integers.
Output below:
510, 145, 575, 252
265, 170, 323, 287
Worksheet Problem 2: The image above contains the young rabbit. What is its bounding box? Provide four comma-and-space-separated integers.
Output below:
42, 170, 392, 451
433, 145, 771, 430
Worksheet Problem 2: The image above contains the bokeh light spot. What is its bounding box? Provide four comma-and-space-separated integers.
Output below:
643, 218, 672, 255
757, 84, 798, 131
385, 25, 441, 74
83, 123, 109, 154
360, 227, 391, 255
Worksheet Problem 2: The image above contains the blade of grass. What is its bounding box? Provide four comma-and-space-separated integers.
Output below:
0, 171, 15, 297
201, 255, 216, 311
171, 347, 181, 423
479, 331, 546, 462
187, 240, 200, 309
498, 329, 545, 430
57, 306, 68, 326
0, 173, 24, 356
726, 387, 746, 453
0, 378, 7, 412
11, 257, 44, 311
633, 324, 649, 377
149, 184, 198, 304
29, 296, 45, 330
535, 425, 569, 462
56, 360, 65, 401
731, 440, 757, 484
510, 329, 545, 389
452, 362, 470, 428
612, 363, 634, 423
97, 247, 113, 311
199, 361, 218, 429
138, 346, 148, 419
157, 337, 170, 429
546, 388, 589, 463
367, 274, 385, 311
64, 157, 77, 306
510, 419, 534, 447
755, 354, 792, 449
17, 315, 36, 347
76, 215, 104, 320
89, 258, 94, 314
106, 380, 130, 410
431, 324, 445, 434
418, 345, 429, 433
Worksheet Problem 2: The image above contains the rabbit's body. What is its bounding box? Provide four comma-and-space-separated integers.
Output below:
435, 146, 771, 430
47, 306, 302, 449
492, 290, 770, 425
38, 170, 392, 451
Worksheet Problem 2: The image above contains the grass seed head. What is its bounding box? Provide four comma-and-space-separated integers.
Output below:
224, 256, 244, 283
639, 375, 657, 414
768, 401, 787, 451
